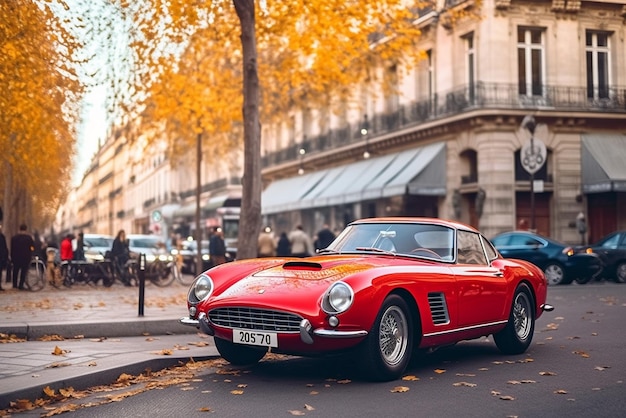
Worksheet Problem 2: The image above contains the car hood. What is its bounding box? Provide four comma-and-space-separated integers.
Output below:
211, 254, 421, 302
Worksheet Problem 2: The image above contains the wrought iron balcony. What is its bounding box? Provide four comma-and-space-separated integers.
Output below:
261, 82, 626, 169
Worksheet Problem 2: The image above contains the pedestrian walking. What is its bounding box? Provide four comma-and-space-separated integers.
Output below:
10, 224, 35, 290
209, 227, 226, 266
0, 225, 8, 291
257, 226, 276, 257
276, 232, 291, 257
288, 225, 313, 257
73, 231, 85, 261
315, 224, 336, 252
60, 234, 74, 262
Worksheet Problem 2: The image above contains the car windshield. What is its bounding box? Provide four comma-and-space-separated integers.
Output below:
85, 237, 113, 248
131, 237, 161, 249
328, 222, 455, 261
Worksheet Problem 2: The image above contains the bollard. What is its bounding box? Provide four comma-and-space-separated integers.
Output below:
138, 253, 146, 317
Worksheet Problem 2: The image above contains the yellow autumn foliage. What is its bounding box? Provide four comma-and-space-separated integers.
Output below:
0, 0, 85, 234
118, 0, 434, 158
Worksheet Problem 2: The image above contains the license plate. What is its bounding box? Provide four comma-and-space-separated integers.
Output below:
232, 329, 278, 348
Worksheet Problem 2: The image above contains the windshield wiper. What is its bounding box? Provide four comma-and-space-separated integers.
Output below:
317, 248, 339, 254
354, 247, 396, 256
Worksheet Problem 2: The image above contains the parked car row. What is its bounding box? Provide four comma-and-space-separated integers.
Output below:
491, 230, 626, 285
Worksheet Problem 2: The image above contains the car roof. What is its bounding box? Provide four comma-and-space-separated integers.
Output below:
491, 230, 565, 247
349, 217, 479, 233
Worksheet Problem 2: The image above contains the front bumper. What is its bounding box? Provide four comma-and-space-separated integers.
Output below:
179, 315, 368, 345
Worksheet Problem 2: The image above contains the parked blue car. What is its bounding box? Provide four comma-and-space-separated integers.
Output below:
580, 230, 626, 283
491, 231, 603, 285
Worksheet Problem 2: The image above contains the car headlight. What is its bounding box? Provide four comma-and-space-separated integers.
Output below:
189, 273, 214, 303
321, 282, 354, 314
146, 254, 156, 262
202, 254, 210, 261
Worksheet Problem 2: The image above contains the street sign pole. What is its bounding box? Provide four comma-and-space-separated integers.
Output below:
521, 116, 546, 233
530, 135, 536, 231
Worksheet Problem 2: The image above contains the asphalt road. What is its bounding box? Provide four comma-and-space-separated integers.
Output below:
12, 281, 626, 417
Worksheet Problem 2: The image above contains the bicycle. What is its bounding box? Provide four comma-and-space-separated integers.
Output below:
145, 257, 175, 287
60, 259, 115, 288
25, 256, 46, 291
109, 256, 139, 286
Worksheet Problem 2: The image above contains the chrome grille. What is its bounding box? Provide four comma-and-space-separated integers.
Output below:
208, 307, 303, 333
428, 293, 450, 325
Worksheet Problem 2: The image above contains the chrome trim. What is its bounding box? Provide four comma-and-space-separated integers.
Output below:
313, 329, 368, 338
209, 307, 303, 332
180, 317, 199, 326
423, 320, 508, 338
197, 312, 215, 336
299, 319, 314, 344
541, 303, 554, 312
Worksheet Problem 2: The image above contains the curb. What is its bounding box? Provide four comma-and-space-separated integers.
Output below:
2, 319, 198, 341
0, 351, 218, 410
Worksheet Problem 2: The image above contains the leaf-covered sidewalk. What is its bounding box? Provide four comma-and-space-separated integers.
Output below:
0, 280, 189, 330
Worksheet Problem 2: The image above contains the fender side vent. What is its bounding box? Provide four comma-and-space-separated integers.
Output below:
428, 292, 450, 325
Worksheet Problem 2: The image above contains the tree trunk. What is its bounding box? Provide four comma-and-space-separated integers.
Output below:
233, 0, 262, 260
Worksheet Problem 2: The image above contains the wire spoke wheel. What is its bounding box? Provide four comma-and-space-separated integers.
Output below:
512, 291, 532, 341
378, 305, 409, 366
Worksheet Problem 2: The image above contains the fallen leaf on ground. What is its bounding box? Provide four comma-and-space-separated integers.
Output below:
46, 362, 71, 368
453, 382, 477, 387
390, 386, 410, 393
188, 341, 210, 347
52, 346, 69, 356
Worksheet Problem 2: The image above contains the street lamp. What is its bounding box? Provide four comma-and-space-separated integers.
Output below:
520, 115, 546, 232
298, 147, 305, 175
361, 114, 370, 159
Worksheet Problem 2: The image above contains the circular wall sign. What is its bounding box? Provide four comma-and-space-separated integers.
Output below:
520, 138, 547, 174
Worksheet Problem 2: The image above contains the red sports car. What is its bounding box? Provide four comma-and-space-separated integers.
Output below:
181, 217, 553, 381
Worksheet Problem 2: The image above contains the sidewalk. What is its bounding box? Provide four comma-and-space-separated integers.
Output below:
0, 279, 218, 409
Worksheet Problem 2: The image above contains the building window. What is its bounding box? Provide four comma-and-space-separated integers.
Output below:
463, 32, 475, 103
586, 31, 611, 100
517, 27, 545, 97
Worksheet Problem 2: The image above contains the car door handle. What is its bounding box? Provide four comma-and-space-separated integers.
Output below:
492, 271, 503, 277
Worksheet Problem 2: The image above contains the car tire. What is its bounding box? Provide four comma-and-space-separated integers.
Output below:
543, 262, 569, 285
214, 337, 268, 366
615, 262, 626, 284
494, 283, 535, 355
358, 294, 413, 381
574, 275, 592, 285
